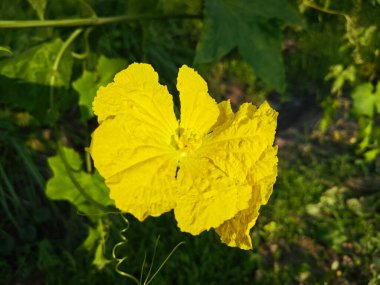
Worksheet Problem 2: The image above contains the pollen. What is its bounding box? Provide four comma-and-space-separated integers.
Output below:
176, 128, 202, 154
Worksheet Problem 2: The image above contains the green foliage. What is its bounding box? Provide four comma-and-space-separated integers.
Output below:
0, 38, 75, 122
46, 145, 114, 215
82, 220, 112, 269
352, 82, 380, 117
0, 39, 73, 87
263, 145, 380, 284
195, 0, 303, 93
325, 65, 356, 95
73, 56, 128, 120
0, 46, 12, 54
292, 0, 380, 161
1, 0, 380, 284
27, 0, 47, 20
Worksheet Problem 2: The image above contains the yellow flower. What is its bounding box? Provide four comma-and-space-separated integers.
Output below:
90, 63, 278, 250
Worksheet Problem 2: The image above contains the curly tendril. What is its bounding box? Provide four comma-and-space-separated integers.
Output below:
112, 214, 140, 284
112, 214, 185, 284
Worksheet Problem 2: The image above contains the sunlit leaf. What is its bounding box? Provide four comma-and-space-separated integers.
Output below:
73, 71, 98, 120
352, 82, 380, 117
82, 225, 101, 252
325, 65, 356, 94
0, 46, 12, 54
81, 221, 111, 269
358, 120, 373, 151
46, 146, 114, 216
93, 235, 111, 269
0, 39, 73, 88
73, 55, 128, 120
0, 38, 74, 122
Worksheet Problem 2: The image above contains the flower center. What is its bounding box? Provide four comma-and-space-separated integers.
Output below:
175, 128, 202, 157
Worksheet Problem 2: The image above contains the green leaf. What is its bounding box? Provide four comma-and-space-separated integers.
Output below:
325, 65, 356, 94
82, 221, 111, 269
364, 148, 379, 162
320, 97, 338, 132
239, 23, 285, 92
82, 226, 99, 252
0, 39, 74, 122
0, 39, 73, 87
97, 55, 128, 84
358, 120, 373, 151
195, 0, 303, 92
0, 46, 12, 54
27, 0, 47, 20
375, 82, 380, 112
78, 0, 97, 17
73, 71, 98, 120
352, 82, 380, 117
0, 75, 72, 123
73, 55, 128, 120
46, 146, 114, 216
92, 222, 112, 270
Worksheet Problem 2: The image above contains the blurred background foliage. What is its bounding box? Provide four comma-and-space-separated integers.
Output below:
0, 0, 379, 284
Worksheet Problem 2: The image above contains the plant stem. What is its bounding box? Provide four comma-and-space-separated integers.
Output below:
0, 14, 201, 29
303, 0, 348, 17
49, 28, 83, 114
303, 0, 355, 45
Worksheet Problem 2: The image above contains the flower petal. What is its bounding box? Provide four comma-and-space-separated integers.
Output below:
215, 146, 278, 250
197, 101, 278, 249
177, 65, 219, 136
215, 186, 261, 250
213, 100, 234, 128
106, 153, 178, 221
248, 146, 278, 205
93, 63, 178, 141
90, 63, 181, 220
200, 101, 278, 198
174, 157, 252, 235
90, 115, 178, 220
